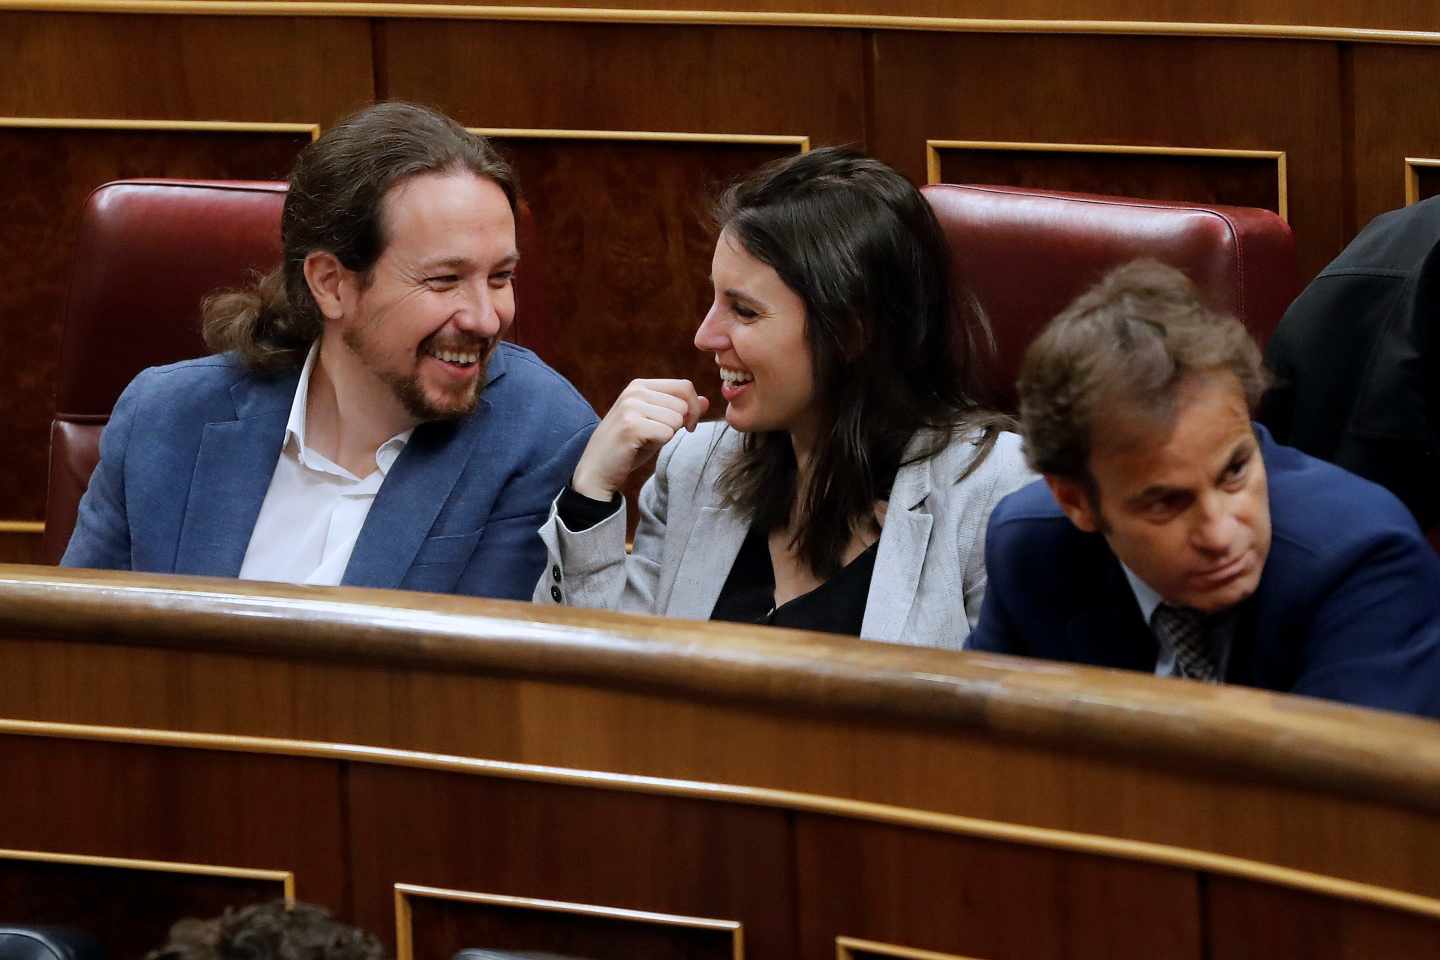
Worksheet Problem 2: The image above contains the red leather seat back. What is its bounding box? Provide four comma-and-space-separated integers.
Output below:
923, 184, 1298, 412
41, 177, 550, 564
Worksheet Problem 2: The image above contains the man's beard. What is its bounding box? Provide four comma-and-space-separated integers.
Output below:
343, 326, 493, 422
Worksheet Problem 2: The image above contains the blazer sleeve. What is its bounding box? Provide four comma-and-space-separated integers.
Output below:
959, 436, 1038, 631
1285, 522, 1440, 718
60, 369, 150, 570
534, 432, 681, 613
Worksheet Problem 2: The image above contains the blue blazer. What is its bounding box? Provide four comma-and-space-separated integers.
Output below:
61, 344, 597, 600
969, 426, 1440, 717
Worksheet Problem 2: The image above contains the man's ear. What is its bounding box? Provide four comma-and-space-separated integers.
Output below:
303, 251, 348, 321
1046, 474, 1102, 534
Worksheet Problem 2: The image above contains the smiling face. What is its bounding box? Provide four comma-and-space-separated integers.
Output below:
693, 229, 818, 446
1047, 371, 1272, 613
332, 170, 517, 422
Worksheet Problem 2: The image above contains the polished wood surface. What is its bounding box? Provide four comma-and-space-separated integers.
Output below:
3, 566, 1440, 956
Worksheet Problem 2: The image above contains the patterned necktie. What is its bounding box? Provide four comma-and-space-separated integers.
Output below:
1152, 604, 1220, 683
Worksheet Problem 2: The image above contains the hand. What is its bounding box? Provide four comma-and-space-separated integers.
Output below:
571, 379, 709, 500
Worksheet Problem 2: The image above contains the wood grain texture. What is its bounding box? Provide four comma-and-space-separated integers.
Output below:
70, 0, 1440, 34
0, 857, 286, 960
933, 148, 1282, 214
796, 814, 1202, 959
350, 767, 792, 955
0, 127, 309, 522
1350, 43, 1440, 233
4, 567, 1440, 909
1206, 875, 1440, 958
872, 32, 1342, 282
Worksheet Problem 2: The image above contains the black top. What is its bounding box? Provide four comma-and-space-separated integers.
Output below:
709, 525, 877, 636
556, 484, 876, 636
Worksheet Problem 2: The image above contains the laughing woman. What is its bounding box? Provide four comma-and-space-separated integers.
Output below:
533, 147, 1034, 648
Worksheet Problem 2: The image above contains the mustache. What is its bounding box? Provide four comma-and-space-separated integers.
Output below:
420, 332, 495, 354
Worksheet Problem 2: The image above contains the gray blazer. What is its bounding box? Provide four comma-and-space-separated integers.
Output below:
534, 422, 1035, 649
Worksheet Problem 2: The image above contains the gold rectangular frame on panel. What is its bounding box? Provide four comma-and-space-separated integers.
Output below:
924, 139, 1289, 221
1404, 157, 1440, 205
0, 846, 295, 897
394, 883, 744, 960
836, 937, 985, 960
0, 114, 320, 539
470, 127, 810, 152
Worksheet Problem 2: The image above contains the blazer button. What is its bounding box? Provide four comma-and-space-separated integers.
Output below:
550, 585, 562, 603
552, 564, 562, 583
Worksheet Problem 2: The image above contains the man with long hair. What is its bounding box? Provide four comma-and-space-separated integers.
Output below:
62, 102, 596, 598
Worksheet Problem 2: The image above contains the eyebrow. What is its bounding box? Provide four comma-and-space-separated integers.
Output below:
420, 252, 520, 272
1126, 438, 1256, 506
720, 286, 765, 309
1212, 439, 1255, 483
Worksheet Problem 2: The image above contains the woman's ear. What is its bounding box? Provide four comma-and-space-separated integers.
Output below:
303, 251, 348, 321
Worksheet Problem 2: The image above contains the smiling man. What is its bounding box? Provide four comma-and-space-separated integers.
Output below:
62, 102, 597, 598
969, 260, 1440, 717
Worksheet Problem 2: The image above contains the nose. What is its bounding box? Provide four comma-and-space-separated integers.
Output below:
454, 278, 508, 338
694, 302, 729, 353
1190, 491, 1236, 556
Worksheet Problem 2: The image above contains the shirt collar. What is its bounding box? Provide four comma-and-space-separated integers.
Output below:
1120, 562, 1165, 627
285, 342, 414, 479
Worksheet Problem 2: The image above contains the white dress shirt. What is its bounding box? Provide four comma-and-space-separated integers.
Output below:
238, 344, 413, 586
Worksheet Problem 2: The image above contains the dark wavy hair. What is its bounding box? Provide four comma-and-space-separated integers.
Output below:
145, 901, 385, 960
202, 101, 517, 372
714, 146, 1011, 577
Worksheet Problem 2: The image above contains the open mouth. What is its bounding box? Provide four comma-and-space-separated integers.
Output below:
719, 365, 753, 400
423, 342, 487, 371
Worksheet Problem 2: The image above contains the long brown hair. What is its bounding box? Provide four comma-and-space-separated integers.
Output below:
714, 146, 1012, 578
202, 101, 517, 372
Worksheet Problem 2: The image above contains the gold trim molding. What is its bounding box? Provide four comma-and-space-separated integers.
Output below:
3, 2, 1440, 46
3, 716, 1440, 922
926, 138, 1290, 221
0, 116, 320, 137
475, 126, 810, 150
0, 521, 43, 534
1405, 157, 1440, 205
0, 846, 296, 899
394, 884, 744, 960
837, 937, 984, 960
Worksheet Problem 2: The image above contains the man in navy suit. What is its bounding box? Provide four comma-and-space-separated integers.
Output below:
970, 260, 1440, 717
62, 102, 596, 599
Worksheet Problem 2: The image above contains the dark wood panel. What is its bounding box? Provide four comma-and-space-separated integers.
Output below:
208, 0, 1440, 33
871, 33, 1343, 282
378, 21, 865, 142
1414, 166, 1440, 205
1351, 44, 1440, 235
347, 766, 797, 957
0, 857, 285, 960
0, 531, 41, 563
406, 890, 736, 960
0, 128, 311, 522
0, 736, 348, 911
795, 814, 1203, 960
934, 148, 1282, 213
0, 13, 373, 123
1206, 875, 1440, 958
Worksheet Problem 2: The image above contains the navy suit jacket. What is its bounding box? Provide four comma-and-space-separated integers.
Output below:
61, 344, 598, 601
969, 426, 1440, 717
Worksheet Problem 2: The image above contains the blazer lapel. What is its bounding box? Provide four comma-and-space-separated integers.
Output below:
862, 452, 934, 642
1067, 557, 1158, 671
666, 502, 749, 620
173, 375, 294, 576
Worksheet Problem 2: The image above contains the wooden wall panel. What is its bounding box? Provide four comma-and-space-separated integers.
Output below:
932, 147, 1283, 215
1206, 876, 1440, 958
871, 33, 1342, 282
0, 856, 286, 960
1351, 44, 1440, 234
1412, 164, 1440, 205
0, 13, 373, 124
346, 766, 797, 956
0, 127, 310, 525
403, 888, 739, 960
0, 736, 348, 910
189, 0, 1440, 33
795, 814, 1203, 960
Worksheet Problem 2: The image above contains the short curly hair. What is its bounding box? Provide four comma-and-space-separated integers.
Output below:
145, 901, 385, 960
1018, 259, 1268, 486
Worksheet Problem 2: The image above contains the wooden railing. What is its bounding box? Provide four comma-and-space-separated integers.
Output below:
3, 564, 1440, 957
